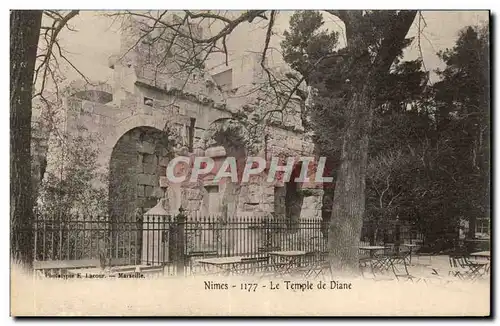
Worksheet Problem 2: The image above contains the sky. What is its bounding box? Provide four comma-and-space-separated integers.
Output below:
55, 10, 489, 89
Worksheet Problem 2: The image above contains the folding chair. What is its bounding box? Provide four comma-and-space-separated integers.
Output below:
391, 250, 411, 266
371, 256, 393, 273
449, 255, 488, 281
236, 256, 270, 275
449, 255, 468, 279
390, 253, 418, 282
294, 252, 330, 280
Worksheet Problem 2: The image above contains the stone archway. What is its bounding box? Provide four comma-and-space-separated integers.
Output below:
273, 162, 304, 231
286, 163, 304, 229
108, 126, 173, 222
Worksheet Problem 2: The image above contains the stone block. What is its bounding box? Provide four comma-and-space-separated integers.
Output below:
259, 203, 273, 213
299, 209, 321, 220
157, 165, 166, 177
186, 199, 201, 211
140, 104, 153, 116
136, 156, 144, 173
244, 184, 262, 204
243, 203, 261, 212
160, 148, 171, 157
144, 185, 154, 197
182, 188, 202, 200
143, 161, 156, 174
143, 153, 155, 164
159, 157, 169, 167
205, 146, 226, 158
137, 185, 145, 197
137, 141, 155, 154
194, 128, 206, 139
286, 138, 303, 152
137, 173, 157, 186
143, 164, 155, 175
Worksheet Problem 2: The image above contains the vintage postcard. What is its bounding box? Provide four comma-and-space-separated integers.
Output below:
10, 9, 491, 316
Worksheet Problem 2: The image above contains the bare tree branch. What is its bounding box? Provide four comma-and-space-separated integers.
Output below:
116, 10, 268, 44
33, 10, 80, 99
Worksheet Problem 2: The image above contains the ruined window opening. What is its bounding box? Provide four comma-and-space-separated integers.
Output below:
188, 118, 196, 152
144, 97, 154, 107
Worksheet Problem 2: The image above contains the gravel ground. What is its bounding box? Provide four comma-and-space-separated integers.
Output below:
11, 260, 490, 317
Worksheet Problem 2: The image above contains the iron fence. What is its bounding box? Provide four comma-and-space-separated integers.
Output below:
184, 216, 326, 257
31, 213, 424, 275
32, 215, 326, 269
33, 216, 145, 264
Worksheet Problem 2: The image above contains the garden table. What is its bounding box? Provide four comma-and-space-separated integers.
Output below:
197, 256, 265, 276
358, 246, 386, 258
268, 250, 308, 276
470, 251, 490, 259
469, 251, 491, 276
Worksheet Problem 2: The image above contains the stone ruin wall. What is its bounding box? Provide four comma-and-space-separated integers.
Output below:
32, 17, 325, 259
35, 64, 323, 223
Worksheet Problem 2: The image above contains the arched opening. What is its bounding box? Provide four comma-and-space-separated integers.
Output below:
285, 162, 304, 231
108, 126, 172, 223
273, 161, 304, 231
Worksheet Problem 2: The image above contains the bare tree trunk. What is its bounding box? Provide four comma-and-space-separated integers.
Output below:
323, 11, 416, 274
10, 10, 42, 268
328, 86, 374, 274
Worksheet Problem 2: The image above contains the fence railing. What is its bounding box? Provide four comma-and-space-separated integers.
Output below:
33, 217, 144, 264
32, 214, 326, 270
32, 213, 424, 275
183, 216, 326, 257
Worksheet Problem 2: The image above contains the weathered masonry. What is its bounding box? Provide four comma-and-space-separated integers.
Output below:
38, 18, 324, 227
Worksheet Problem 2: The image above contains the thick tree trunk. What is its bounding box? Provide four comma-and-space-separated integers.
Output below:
10, 10, 42, 268
328, 86, 374, 274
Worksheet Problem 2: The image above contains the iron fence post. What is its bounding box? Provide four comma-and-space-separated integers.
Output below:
135, 209, 143, 265
172, 207, 187, 276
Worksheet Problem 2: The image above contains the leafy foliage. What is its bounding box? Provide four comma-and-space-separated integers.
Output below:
367, 24, 490, 249
38, 131, 108, 220
282, 11, 489, 251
